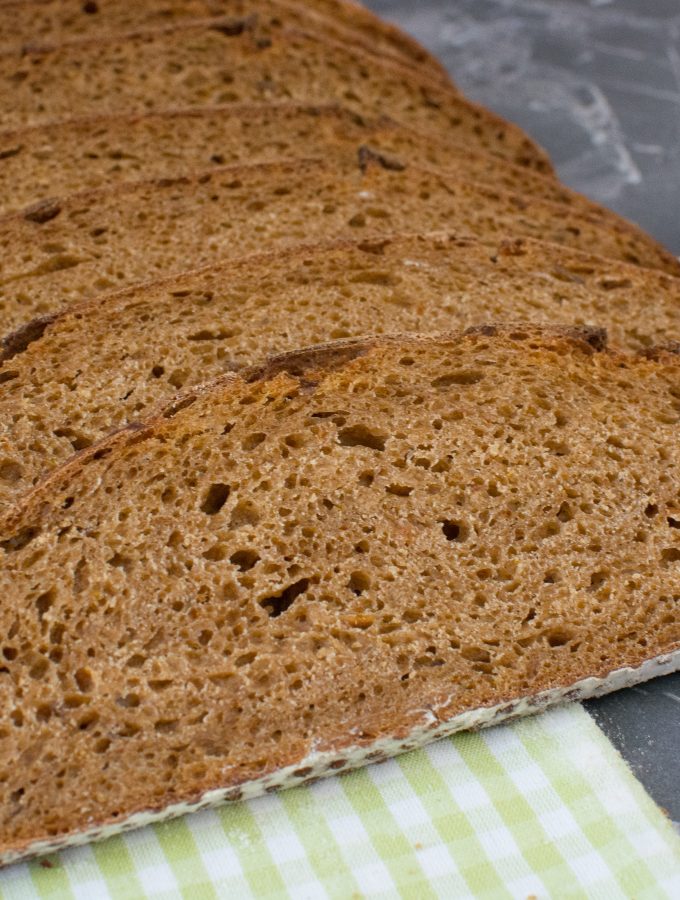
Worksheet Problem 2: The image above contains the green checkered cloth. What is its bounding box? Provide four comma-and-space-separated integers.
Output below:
2, 704, 679, 899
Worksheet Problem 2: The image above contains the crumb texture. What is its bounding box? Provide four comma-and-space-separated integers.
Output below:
0, 20, 550, 171
2, 234, 680, 512
0, 0, 445, 77
0, 157, 676, 335
0, 103, 583, 217
0, 330, 679, 850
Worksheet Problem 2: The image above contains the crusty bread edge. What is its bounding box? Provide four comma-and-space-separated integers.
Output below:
2, 649, 678, 867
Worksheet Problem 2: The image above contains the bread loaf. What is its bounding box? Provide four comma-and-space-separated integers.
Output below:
0, 327, 678, 865
0, 18, 552, 173
0, 103, 586, 217
0, 0, 448, 80
1, 157, 677, 333
3, 232, 680, 512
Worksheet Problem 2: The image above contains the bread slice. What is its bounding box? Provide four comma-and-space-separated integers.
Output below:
0, 18, 552, 173
3, 231, 680, 513
0, 0, 448, 81
0, 103, 588, 217
1, 157, 678, 334
0, 326, 678, 865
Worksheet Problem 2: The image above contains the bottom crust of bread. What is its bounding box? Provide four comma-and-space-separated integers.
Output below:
3, 648, 678, 867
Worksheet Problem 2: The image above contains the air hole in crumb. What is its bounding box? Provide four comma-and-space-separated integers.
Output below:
667, 517, 680, 529
348, 571, 371, 595
36, 589, 55, 621
645, 503, 658, 518
338, 424, 386, 451
556, 502, 572, 523
461, 646, 490, 663
230, 549, 260, 571
546, 628, 573, 648
29, 658, 49, 680
260, 579, 309, 618
285, 433, 306, 449
203, 543, 228, 561
589, 571, 608, 590
200, 483, 230, 515
242, 432, 266, 450
116, 693, 140, 708
107, 552, 131, 571
431, 370, 483, 388
155, 720, 178, 734
386, 484, 412, 497
126, 654, 146, 668
78, 711, 99, 731
661, 547, 680, 565
74, 668, 93, 693
0, 460, 22, 483
440, 520, 466, 542
235, 652, 256, 668
1, 527, 40, 553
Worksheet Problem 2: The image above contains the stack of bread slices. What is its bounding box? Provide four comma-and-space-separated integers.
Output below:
0, 0, 679, 866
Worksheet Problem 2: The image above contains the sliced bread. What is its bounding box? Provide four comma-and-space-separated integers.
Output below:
0, 327, 678, 865
0, 103, 587, 216
3, 232, 680, 511
1, 157, 678, 334
0, 0, 448, 80
0, 18, 552, 173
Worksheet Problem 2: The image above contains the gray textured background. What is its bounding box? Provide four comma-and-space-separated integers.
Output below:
366, 0, 680, 822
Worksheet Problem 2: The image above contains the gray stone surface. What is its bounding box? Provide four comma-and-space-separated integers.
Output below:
366, 0, 680, 821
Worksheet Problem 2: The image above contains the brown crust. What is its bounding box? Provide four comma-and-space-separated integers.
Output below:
464, 323, 610, 352
638, 342, 680, 360
0, 313, 58, 363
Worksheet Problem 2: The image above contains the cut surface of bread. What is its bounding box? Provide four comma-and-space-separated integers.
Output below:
0, 0, 448, 79
0, 103, 588, 217
1, 157, 677, 334
0, 18, 551, 173
3, 232, 680, 512
0, 327, 679, 864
